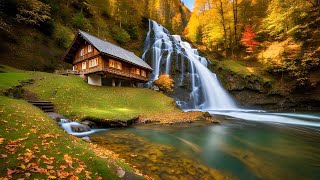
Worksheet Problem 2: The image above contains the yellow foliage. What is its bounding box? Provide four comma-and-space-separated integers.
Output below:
153, 74, 174, 92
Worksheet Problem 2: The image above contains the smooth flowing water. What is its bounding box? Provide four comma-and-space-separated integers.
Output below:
142, 20, 237, 110
90, 113, 320, 179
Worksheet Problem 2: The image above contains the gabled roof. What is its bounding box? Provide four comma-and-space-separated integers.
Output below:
64, 30, 152, 71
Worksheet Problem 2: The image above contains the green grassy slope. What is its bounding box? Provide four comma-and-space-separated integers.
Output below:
1, 65, 202, 122
26, 72, 187, 121
0, 68, 31, 90
0, 96, 122, 179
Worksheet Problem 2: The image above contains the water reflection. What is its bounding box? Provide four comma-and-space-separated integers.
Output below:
90, 113, 320, 180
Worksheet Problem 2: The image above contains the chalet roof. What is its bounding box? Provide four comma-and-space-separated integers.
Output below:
78, 30, 152, 70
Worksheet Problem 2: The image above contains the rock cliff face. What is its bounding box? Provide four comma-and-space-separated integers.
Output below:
215, 68, 320, 111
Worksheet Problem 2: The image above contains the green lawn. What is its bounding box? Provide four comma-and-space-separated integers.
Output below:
20, 68, 201, 122
0, 66, 31, 91
0, 65, 202, 123
25, 72, 183, 121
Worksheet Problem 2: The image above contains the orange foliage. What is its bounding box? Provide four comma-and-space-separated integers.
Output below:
241, 25, 259, 53
153, 74, 174, 92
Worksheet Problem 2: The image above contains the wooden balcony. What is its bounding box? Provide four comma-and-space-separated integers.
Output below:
74, 51, 99, 63
80, 66, 149, 82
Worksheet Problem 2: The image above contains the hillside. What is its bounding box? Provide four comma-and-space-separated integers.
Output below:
182, 0, 320, 111
0, 0, 190, 72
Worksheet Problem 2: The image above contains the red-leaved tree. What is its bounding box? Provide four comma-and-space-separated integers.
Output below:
240, 25, 258, 53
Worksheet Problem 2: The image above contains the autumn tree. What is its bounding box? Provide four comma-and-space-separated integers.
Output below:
240, 25, 258, 53
172, 12, 183, 34
16, 0, 51, 25
154, 74, 175, 92
262, 0, 308, 38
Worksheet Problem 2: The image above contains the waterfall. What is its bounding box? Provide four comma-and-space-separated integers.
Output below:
59, 120, 107, 137
142, 20, 237, 111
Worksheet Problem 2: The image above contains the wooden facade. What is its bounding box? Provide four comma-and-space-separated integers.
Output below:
63, 30, 152, 86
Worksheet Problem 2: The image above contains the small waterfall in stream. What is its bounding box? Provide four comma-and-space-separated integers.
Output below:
59, 119, 107, 136
142, 20, 237, 110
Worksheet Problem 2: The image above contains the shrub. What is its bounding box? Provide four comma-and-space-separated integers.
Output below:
111, 26, 130, 44
37, 19, 55, 36
153, 74, 174, 92
16, 0, 52, 25
72, 12, 91, 30
54, 25, 73, 49
125, 25, 139, 40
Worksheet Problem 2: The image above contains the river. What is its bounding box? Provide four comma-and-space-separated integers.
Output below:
90, 112, 320, 180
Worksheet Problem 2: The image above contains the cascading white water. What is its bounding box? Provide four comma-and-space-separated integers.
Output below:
142, 20, 320, 128
143, 20, 237, 110
59, 119, 107, 136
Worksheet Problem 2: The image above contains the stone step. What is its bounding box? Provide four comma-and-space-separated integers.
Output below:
37, 106, 54, 109
43, 109, 55, 112
28, 101, 55, 113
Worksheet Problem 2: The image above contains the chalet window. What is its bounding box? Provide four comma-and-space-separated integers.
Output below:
80, 48, 84, 56
109, 60, 115, 68
136, 68, 140, 75
88, 45, 92, 53
82, 62, 86, 70
141, 70, 146, 77
115, 61, 122, 70
130, 68, 135, 74
109, 60, 122, 70
89, 58, 98, 68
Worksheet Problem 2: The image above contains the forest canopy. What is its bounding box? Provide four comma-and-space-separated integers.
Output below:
184, 0, 320, 86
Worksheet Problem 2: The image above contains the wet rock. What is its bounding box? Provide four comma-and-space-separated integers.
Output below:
71, 124, 91, 132
211, 120, 220, 124
117, 168, 125, 178
47, 112, 66, 122
81, 136, 91, 143
142, 120, 152, 124
80, 120, 97, 128
123, 171, 144, 180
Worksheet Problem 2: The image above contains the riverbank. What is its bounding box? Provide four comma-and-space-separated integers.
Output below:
0, 96, 147, 179
0, 65, 215, 178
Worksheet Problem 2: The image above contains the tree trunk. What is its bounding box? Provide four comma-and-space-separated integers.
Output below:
232, 0, 238, 46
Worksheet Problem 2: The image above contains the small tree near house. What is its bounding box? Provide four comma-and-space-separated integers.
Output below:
153, 74, 174, 92
240, 25, 259, 53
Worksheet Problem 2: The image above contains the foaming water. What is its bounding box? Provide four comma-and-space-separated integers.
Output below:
59, 119, 108, 137
209, 111, 320, 127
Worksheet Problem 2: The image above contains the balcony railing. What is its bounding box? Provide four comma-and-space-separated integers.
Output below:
79, 66, 148, 81
74, 51, 99, 62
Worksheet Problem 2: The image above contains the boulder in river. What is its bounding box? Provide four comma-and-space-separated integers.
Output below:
71, 124, 91, 132
80, 120, 97, 128
81, 136, 91, 143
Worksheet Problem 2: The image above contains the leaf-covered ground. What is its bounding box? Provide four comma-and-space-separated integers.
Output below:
0, 96, 127, 179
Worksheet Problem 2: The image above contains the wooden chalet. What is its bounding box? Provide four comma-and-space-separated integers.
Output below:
63, 30, 152, 87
